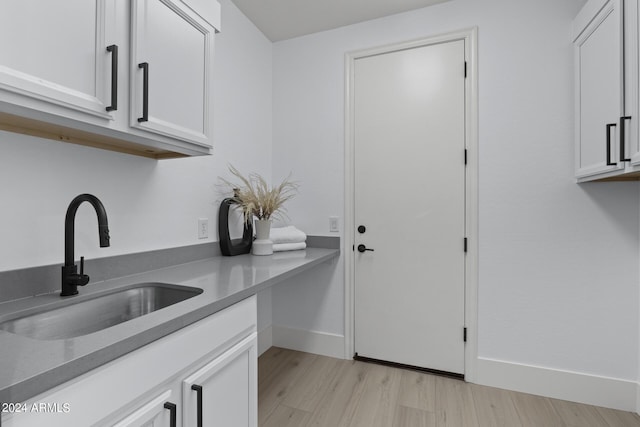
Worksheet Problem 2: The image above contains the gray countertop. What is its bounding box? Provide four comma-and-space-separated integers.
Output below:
0, 247, 339, 403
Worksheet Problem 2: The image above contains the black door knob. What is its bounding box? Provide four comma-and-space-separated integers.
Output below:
357, 225, 366, 234
357, 244, 374, 253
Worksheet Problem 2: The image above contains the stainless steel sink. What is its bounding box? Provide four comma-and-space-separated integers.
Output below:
0, 283, 203, 340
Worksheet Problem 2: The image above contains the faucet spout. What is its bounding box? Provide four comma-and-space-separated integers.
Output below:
61, 194, 110, 297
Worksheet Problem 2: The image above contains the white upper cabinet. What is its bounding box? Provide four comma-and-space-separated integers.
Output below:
623, 0, 640, 168
0, 0, 115, 120
574, 0, 640, 181
130, 0, 216, 147
574, 0, 625, 180
0, 0, 220, 159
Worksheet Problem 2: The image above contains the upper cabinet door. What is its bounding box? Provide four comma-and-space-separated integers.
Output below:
624, 0, 640, 167
0, 0, 115, 120
573, 0, 625, 180
130, 0, 216, 148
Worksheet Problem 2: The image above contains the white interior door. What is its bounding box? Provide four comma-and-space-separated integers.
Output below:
354, 39, 466, 375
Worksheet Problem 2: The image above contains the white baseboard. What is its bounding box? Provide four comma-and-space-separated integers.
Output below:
257, 325, 273, 356
475, 357, 637, 412
271, 325, 345, 359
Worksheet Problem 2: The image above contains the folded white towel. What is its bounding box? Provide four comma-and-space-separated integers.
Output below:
270, 226, 307, 244
273, 242, 307, 252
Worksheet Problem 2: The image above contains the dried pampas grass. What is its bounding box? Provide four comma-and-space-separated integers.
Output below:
221, 165, 298, 223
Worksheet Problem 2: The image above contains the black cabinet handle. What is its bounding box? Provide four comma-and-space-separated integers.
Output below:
138, 62, 149, 122
620, 116, 632, 162
606, 123, 617, 166
163, 402, 177, 427
191, 384, 203, 427
106, 45, 118, 111
357, 244, 374, 253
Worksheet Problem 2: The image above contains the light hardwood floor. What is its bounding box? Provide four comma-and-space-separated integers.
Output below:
258, 347, 640, 427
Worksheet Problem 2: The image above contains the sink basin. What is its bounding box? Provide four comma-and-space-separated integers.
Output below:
0, 283, 203, 340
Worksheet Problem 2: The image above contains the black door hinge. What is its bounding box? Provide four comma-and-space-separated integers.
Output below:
464, 237, 468, 253
464, 149, 468, 165
352, 244, 355, 252
463, 327, 467, 342
464, 61, 467, 78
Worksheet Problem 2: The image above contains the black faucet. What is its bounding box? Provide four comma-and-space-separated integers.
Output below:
61, 194, 110, 297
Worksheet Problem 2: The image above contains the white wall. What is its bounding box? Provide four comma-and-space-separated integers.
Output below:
271, 0, 640, 409
0, 0, 272, 272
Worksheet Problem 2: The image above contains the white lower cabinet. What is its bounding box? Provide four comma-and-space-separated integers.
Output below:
112, 334, 257, 427
182, 335, 257, 427
1, 296, 257, 427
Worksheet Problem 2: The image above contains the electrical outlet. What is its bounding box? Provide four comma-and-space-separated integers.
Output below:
329, 216, 339, 232
198, 218, 209, 239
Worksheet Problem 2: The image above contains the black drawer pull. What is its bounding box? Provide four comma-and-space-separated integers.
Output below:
138, 62, 149, 122
606, 123, 617, 166
620, 116, 632, 162
106, 45, 118, 111
164, 402, 177, 427
191, 384, 203, 427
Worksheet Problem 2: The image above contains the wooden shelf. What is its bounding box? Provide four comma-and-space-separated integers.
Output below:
0, 112, 190, 160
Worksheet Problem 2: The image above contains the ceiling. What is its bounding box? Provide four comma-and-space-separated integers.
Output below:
231, 0, 452, 42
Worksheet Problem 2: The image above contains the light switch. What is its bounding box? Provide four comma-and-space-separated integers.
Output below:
198, 218, 209, 239
329, 216, 339, 233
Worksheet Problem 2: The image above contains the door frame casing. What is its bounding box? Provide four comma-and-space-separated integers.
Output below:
343, 27, 479, 381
